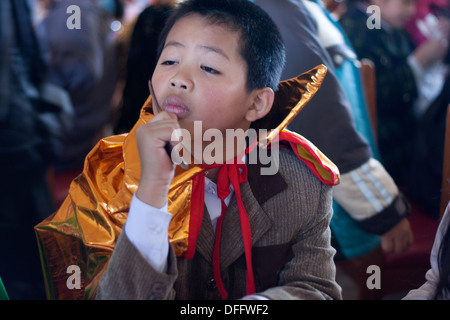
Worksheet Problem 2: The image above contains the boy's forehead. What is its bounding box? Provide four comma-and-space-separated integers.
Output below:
163, 14, 244, 56
169, 14, 242, 41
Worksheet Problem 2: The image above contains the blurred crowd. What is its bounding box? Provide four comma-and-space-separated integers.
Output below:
0, 0, 448, 300
0, 0, 176, 300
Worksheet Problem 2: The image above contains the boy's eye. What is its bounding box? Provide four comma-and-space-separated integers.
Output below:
161, 60, 178, 65
201, 66, 220, 74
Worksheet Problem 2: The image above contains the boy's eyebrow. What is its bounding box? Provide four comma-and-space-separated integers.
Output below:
164, 40, 185, 50
199, 45, 230, 61
164, 40, 229, 61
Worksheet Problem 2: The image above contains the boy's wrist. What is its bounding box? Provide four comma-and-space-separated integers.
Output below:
135, 181, 170, 209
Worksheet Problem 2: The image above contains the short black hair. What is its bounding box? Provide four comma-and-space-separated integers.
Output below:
156, 0, 286, 92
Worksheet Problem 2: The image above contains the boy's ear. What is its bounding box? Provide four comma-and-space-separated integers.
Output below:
245, 87, 274, 122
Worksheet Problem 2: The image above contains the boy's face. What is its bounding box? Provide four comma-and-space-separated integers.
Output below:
372, 0, 417, 29
151, 14, 257, 136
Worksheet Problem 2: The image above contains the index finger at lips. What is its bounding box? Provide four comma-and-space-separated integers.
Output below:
142, 116, 179, 142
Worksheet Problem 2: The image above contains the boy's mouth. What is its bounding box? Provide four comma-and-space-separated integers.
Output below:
162, 96, 190, 118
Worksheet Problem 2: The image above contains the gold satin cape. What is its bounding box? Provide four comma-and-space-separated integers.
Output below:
34, 65, 339, 299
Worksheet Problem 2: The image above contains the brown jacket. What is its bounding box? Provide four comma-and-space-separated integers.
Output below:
96, 147, 342, 300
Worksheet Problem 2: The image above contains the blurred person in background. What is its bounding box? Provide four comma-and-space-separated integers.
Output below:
0, 0, 71, 299
35, 0, 121, 173
114, 0, 175, 134
403, 0, 450, 218
403, 202, 450, 299
339, 0, 449, 188
404, 0, 449, 118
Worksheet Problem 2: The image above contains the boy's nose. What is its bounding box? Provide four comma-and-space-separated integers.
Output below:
170, 74, 192, 91
171, 80, 187, 90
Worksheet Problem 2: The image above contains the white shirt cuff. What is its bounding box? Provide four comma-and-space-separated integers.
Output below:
124, 194, 172, 273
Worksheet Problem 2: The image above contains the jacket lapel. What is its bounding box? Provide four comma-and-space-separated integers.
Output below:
218, 180, 272, 270
219, 161, 288, 270
195, 206, 215, 262
193, 188, 269, 268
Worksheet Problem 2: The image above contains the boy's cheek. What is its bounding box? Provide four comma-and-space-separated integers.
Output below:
150, 72, 166, 96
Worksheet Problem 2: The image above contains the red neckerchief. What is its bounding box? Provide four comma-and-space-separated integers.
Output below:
186, 145, 254, 300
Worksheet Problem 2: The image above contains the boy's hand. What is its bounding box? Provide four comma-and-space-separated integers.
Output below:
380, 218, 413, 254
135, 111, 180, 209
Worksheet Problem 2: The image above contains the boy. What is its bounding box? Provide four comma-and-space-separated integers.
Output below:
36, 0, 341, 300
